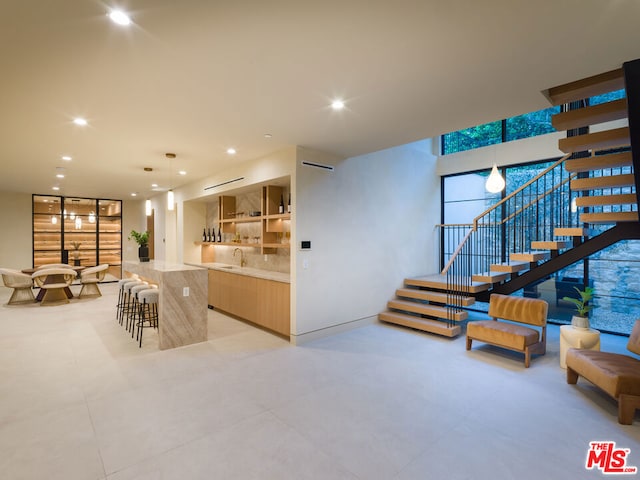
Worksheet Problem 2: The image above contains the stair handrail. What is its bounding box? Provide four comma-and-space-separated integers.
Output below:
441, 153, 572, 275
472, 153, 571, 229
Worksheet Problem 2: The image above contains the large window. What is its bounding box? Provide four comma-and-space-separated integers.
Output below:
442, 106, 560, 155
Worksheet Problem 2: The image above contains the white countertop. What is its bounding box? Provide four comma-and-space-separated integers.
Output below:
192, 262, 290, 284
124, 260, 207, 273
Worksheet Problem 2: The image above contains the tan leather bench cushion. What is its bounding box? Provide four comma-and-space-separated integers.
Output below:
467, 320, 539, 351
487, 293, 548, 327
567, 348, 640, 398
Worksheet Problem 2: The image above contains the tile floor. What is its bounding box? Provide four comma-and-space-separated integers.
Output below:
0, 283, 639, 479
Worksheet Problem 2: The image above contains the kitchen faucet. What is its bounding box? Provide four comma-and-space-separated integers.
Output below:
233, 248, 246, 267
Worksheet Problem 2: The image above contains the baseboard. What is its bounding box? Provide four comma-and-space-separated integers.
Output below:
290, 315, 378, 345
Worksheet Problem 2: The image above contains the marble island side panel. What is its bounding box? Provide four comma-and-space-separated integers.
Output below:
123, 260, 208, 350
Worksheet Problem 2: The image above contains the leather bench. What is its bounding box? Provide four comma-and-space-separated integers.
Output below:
466, 293, 548, 368
567, 320, 640, 425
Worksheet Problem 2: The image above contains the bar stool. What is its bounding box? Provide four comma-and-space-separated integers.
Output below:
129, 284, 152, 337
116, 276, 139, 324
136, 288, 159, 348
121, 280, 146, 329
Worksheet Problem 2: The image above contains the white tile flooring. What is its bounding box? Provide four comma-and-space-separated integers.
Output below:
1, 283, 639, 479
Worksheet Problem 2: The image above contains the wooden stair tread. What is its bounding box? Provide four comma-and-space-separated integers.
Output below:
530, 240, 571, 250
379, 311, 462, 338
564, 151, 632, 173
510, 251, 550, 262
580, 211, 639, 224
387, 299, 468, 321
558, 127, 630, 154
489, 261, 530, 273
405, 274, 491, 293
570, 173, 635, 190
545, 68, 624, 105
395, 288, 475, 306
552, 98, 627, 131
553, 227, 594, 237
471, 271, 510, 284
574, 193, 637, 207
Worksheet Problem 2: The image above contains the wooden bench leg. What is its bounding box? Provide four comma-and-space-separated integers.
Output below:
524, 352, 530, 368
566, 367, 579, 384
466, 337, 472, 351
618, 394, 640, 425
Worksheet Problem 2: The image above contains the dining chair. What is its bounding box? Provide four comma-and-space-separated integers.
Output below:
31, 268, 76, 306
79, 264, 109, 298
0, 268, 36, 305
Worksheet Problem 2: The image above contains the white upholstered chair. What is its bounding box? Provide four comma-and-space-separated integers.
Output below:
79, 264, 109, 298
0, 268, 35, 305
31, 268, 76, 306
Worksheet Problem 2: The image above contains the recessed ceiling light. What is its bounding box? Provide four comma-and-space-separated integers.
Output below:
227, 148, 236, 155
151, 183, 158, 188
61, 155, 72, 161
264, 134, 272, 139
73, 117, 88, 126
331, 99, 345, 110
108, 10, 131, 26
178, 170, 187, 176
56, 174, 65, 179
52, 186, 60, 191
131, 193, 137, 197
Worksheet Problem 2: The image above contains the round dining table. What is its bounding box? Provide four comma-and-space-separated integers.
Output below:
22, 266, 85, 302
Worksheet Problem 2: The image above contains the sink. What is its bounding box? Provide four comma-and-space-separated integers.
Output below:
219, 265, 238, 270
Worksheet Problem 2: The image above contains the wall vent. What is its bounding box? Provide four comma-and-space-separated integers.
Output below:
301, 160, 334, 172
204, 177, 245, 191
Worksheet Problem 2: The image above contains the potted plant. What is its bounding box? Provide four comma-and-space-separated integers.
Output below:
128, 230, 150, 262
562, 286, 594, 330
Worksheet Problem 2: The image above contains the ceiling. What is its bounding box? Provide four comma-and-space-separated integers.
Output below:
2, 0, 640, 200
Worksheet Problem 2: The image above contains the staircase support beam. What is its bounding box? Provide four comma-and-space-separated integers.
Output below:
479, 223, 640, 301
623, 59, 640, 208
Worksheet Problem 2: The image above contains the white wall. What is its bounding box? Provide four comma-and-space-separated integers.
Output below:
293, 140, 440, 342
0, 191, 32, 270
122, 199, 145, 262
436, 131, 565, 177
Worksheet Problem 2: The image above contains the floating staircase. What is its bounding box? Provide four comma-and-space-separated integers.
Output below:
380, 60, 640, 338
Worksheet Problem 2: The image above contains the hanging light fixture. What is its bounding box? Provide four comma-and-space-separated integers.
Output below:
570, 197, 578, 213
51, 215, 58, 225
75, 217, 82, 229
166, 153, 176, 211
145, 199, 152, 216
88, 211, 96, 223
485, 164, 505, 193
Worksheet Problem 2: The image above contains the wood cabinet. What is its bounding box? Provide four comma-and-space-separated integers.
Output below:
208, 269, 290, 336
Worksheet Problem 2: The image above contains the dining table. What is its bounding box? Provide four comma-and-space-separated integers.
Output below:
22, 266, 85, 301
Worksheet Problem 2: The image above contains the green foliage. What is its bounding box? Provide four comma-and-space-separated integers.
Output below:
562, 286, 595, 317
128, 230, 149, 247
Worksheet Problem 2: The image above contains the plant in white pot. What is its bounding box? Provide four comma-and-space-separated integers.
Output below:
128, 230, 150, 262
562, 286, 594, 330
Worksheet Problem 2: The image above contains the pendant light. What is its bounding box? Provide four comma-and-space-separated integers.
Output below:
485, 164, 505, 193
166, 153, 176, 211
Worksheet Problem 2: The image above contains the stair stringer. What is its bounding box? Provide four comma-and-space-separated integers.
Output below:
478, 222, 640, 301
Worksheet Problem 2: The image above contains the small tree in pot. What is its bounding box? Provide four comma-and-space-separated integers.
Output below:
128, 230, 150, 262
562, 286, 594, 330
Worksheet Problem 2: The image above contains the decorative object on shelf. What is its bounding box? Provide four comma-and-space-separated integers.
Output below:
70, 241, 82, 265
279, 194, 284, 214
129, 229, 150, 262
563, 286, 594, 330
485, 164, 505, 193
287, 193, 291, 213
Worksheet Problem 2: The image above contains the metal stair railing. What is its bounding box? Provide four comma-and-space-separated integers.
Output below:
440, 153, 576, 320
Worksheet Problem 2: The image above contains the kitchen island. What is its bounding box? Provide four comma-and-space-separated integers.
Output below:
123, 260, 208, 350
